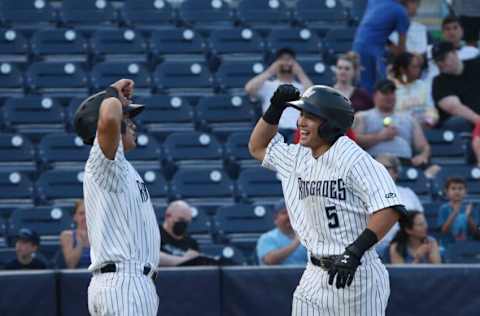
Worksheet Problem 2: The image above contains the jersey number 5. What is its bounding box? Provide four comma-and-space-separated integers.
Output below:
325, 206, 340, 228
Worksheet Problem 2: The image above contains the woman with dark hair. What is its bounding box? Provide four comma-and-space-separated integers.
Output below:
390, 51, 438, 127
389, 211, 441, 264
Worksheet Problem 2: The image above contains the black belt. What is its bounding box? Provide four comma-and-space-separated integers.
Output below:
310, 255, 335, 271
99, 263, 158, 281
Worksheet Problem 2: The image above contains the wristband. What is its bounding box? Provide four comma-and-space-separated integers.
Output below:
346, 228, 378, 259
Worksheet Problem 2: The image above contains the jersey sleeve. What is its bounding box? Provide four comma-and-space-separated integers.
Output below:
85, 137, 128, 193
262, 133, 300, 180
348, 155, 403, 214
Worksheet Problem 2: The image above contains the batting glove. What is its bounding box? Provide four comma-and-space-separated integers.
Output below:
328, 249, 361, 289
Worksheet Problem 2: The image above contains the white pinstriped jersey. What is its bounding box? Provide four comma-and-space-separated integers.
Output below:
84, 137, 160, 272
263, 134, 401, 261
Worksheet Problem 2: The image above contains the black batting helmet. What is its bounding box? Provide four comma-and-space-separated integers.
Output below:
73, 91, 144, 145
288, 85, 354, 143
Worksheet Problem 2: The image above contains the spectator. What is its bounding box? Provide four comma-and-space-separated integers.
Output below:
256, 200, 307, 266
452, 0, 480, 47
437, 177, 480, 243
353, 79, 431, 167
472, 121, 480, 165
245, 47, 313, 132
333, 51, 373, 112
431, 41, 480, 132
5, 228, 47, 270
353, 0, 420, 94
391, 52, 439, 127
389, 211, 441, 264
60, 199, 90, 269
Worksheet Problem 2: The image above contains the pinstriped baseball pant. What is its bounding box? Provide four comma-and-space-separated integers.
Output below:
292, 260, 390, 316
88, 264, 158, 316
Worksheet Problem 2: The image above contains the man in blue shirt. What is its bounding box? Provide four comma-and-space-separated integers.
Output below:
353, 0, 419, 94
256, 200, 308, 265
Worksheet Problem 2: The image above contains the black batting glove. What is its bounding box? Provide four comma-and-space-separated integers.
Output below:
262, 84, 300, 125
328, 249, 361, 289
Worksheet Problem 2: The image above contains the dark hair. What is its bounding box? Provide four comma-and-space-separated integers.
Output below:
391, 210, 423, 257
442, 15, 461, 29
444, 176, 467, 190
275, 47, 296, 60
391, 52, 416, 81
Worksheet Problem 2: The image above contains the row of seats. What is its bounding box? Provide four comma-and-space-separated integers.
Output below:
0, 59, 335, 96
0, 0, 350, 29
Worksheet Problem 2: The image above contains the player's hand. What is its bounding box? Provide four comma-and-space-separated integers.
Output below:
270, 84, 301, 110
328, 249, 361, 289
379, 126, 397, 141
110, 79, 135, 105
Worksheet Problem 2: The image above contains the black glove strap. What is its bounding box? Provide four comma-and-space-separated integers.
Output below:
346, 228, 378, 259
104, 86, 121, 101
262, 104, 285, 125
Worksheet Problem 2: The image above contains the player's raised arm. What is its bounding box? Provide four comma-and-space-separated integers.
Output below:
249, 84, 300, 161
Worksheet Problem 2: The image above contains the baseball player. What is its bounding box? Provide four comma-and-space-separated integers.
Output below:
74, 79, 160, 316
249, 84, 407, 315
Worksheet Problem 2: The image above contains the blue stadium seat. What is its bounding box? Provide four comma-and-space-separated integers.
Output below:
350, 0, 368, 23
397, 166, 431, 200
267, 28, 322, 58
215, 60, 266, 92
196, 95, 256, 139
215, 204, 274, 235
0, 248, 16, 268
237, 167, 282, 203
121, 0, 173, 28
425, 129, 466, 164
36, 169, 84, 204
150, 28, 206, 61
170, 167, 235, 205
65, 96, 90, 127
179, 0, 233, 27
199, 243, 246, 265
236, 0, 291, 27
0, 171, 34, 206
434, 165, 480, 198
135, 167, 169, 204
0, 29, 28, 62
323, 27, 356, 61
136, 95, 195, 138
1, 0, 56, 28
9, 206, 73, 238
124, 133, 162, 169
26, 62, 89, 96
163, 132, 223, 174
155, 205, 212, 234
0, 134, 36, 174
91, 62, 151, 95
294, 0, 347, 27
3, 96, 65, 138
224, 132, 261, 177
423, 202, 442, 234
298, 60, 334, 86
37, 133, 90, 170
31, 29, 88, 62
60, 0, 117, 27
444, 241, 480, 263
91, 29, 147, 62
208, 27, 265, 61
153, 61, 213, 94
0, 62, 24, 96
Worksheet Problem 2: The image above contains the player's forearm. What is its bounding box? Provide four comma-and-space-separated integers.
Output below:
367, 208, 400, 241
249, 119, 278, 161
262, 243, 298, 265
245, 72, 272, 97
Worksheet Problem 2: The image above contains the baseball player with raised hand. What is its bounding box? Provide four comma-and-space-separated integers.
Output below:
74, 79, 160, 316
249, 84, 407, 315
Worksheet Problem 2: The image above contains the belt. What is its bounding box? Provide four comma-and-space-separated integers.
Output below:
310, 255, 336, 271
99, 263, 158, 281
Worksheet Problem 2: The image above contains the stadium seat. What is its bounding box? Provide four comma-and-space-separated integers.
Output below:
215, 204, 274, 235
350, 0, 368, 23
0, 29, 28, 62
0, 134, 36, 174
224, 132, 261, 177
149, 28, 206, 61
294, 0, 348, 27
9, 206, 73, 238
215, 60, 266, 92
208, 27, 265, 62
153, 61, 214, 94
397, 166, 432, 200
31, 29, 88, 62
26, 62, 89, 96
423, 201, 442, 234
237, 167, 283, 203
444, 241, 480, 263
120, 0, 174, 28
236, 0, 291, 27
196, 95, 256, 139
178, 0, 233, 27
3, 96, 65, 138
0, 248, 16, 268
199, 243, 247, 265
434, 165, 480, 198
0, 171, 34, 206
91, 62, 151, 94
91, 29, 148, 62
1, 0, 56, 28
323, 27, 356, 61
267, 28, 322, 59
297, 60, 334, 86
37, 133, 90, 170
60, 0, 117, 27
425, 129, 466, 164
36, 169, 84, 204
155, 205, 212, 235
135, 167, 169, 204
170, 167, 235, 204
162, 132, 223, 175
124, 133, 162, 169
0, 62, 24, 96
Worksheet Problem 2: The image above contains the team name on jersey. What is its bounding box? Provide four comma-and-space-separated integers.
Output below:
298, 177, 346, 201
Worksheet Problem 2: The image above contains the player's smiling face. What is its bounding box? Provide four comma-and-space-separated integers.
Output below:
297, 111, 324, 148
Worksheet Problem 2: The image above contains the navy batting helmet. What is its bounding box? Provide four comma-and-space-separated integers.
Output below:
73, 91, 144, 145
288, 85, 354, 143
